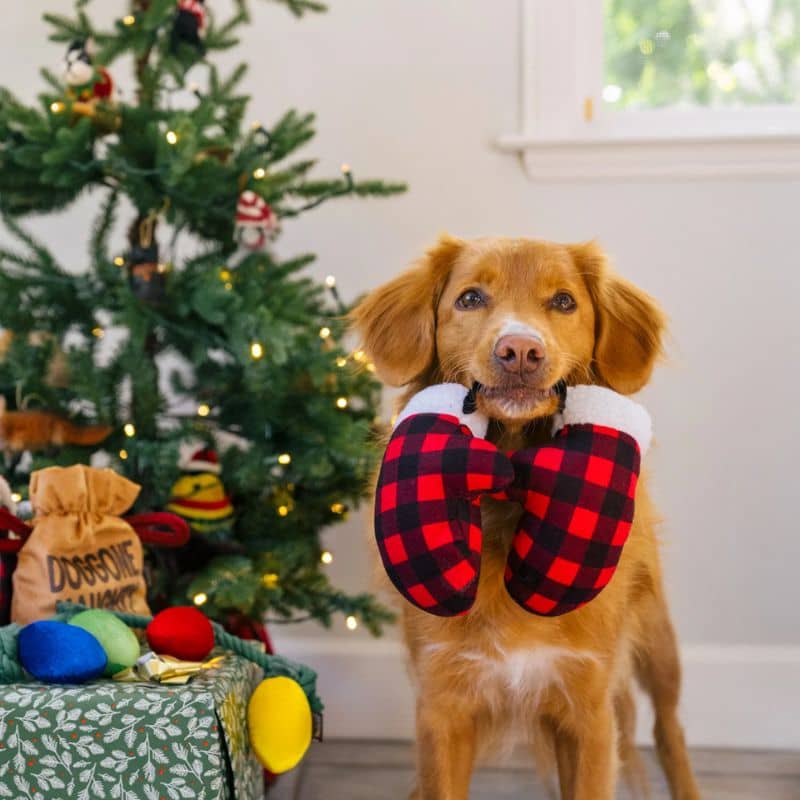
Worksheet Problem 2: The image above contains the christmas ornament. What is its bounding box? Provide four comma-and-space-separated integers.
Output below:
62, 38, 114, 112
499, 385, 650, 616
18, 620, 107, 683
171, 0, 206, 54
374, 383, 650, 618
248, 676, 312, 773
69, 608, 141, 676
126, 241, 167, 306
0, 330, 70, 388
235, 190, 280, 251
0, 396, 111, 453
167, 447, 234, 534
146, 605, 215, 661
223, 609, 274, 653
374, 383, 513, 616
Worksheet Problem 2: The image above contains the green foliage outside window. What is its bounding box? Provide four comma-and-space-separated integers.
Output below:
604, 0, 800, 108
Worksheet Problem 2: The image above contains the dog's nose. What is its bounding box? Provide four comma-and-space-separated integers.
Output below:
493, 334, 546, 375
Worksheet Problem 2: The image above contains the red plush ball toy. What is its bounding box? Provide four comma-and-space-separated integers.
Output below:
146, 606, 215, 661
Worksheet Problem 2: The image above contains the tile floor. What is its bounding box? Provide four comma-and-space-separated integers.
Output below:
270, 740, 800, 799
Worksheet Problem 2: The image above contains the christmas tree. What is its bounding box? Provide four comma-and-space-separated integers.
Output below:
0, 0, 403, 635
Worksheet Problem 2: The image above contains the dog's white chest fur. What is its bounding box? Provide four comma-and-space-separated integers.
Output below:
421, 640, 597, 705
461, 645, 595, 694
495, 646, 579, 693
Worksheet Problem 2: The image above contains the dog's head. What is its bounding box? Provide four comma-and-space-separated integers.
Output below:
351, 235, 665, 424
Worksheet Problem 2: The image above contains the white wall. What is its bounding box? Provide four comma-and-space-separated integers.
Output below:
2, 1, 799, 748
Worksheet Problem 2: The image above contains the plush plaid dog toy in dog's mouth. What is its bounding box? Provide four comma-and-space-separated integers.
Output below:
374, 382, 651, 617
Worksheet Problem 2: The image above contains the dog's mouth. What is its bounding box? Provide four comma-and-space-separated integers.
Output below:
468, 379, 565, 421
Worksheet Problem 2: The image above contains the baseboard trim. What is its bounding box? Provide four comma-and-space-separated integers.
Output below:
273, 635, 800, 750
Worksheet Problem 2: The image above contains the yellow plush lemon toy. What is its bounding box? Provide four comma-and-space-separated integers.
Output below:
248, 676, 313, 773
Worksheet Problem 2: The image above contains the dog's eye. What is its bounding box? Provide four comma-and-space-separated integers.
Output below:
550, 291, 577, 313
455, 289, 486, 310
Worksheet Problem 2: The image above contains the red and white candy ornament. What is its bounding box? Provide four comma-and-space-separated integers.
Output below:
235, 191, 280, 251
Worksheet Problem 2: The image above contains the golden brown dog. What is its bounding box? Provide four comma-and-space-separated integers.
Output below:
351, 235, 701, 800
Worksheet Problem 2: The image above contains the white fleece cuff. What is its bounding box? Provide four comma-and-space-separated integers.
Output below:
552, 385, 652, 455
393, 383, 489, 438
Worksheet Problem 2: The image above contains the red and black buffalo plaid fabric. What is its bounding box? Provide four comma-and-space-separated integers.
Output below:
500, 423, 641, 616
375, 413, 514, 616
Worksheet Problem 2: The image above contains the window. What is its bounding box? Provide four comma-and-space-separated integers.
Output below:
497, 0, 800, 179
605, 0, 800, 110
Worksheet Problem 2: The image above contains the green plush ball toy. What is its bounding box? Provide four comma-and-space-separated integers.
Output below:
69, 609, 141, 676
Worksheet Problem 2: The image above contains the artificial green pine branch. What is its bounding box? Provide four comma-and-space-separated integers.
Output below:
0, 0, 403, 635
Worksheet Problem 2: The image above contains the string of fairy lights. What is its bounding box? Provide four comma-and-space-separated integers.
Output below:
103, 264, 373, 631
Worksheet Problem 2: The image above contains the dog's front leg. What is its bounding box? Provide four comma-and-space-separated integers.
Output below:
411, 696, 477, 800
553, 697, 618, 800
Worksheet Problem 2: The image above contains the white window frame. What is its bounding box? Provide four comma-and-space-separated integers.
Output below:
497, 0, 800, 179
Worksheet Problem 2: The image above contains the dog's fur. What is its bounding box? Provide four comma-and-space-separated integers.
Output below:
351, 236, 701, 800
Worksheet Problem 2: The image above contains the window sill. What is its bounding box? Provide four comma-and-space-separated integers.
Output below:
495, 130, 800, 180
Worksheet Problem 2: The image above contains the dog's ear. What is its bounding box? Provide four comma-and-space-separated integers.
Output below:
570, 241, 666, 395
349, 235, 463, 386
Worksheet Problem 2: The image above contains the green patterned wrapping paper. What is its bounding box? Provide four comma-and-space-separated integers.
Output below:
0, 655, 263, 800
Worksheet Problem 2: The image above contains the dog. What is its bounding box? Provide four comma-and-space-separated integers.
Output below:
351, 235, 701, 800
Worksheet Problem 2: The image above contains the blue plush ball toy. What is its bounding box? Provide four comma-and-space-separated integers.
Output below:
18, 620, 107, 683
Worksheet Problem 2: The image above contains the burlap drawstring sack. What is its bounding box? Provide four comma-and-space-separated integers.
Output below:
11, 465, 151, 625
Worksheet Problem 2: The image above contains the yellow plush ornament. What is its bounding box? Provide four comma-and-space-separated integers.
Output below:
247, 676, 313, 773
167, 447, 234, 534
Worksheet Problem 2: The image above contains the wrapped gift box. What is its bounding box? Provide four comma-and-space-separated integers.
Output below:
0, 655, 263, 799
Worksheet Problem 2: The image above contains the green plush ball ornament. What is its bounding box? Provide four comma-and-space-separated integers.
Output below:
248, 676, 312, 773
69, 609, 141, 676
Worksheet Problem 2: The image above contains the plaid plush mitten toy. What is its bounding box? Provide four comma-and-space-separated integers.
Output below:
502, 385, 651, 616
375, 384, 514, 616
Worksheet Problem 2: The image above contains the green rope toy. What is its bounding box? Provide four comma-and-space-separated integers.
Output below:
0, 602, 322, 714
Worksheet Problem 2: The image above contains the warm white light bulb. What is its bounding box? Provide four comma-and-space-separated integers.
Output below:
193, 592, 208, 606
123, 423, 136, 437
324, 275, 336, 288
197, 404, 211, 417
320, 550, 333, 565
277, 453, 291, 465
250, 342, 264, 359
336, 397, 348, 409
345, 615, 358, 631
166, 130, 179, 145
319, 327, 331, 339
253, 167, 266, 179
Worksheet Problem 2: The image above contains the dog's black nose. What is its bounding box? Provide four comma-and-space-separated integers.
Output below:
493, 334, 546, 375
